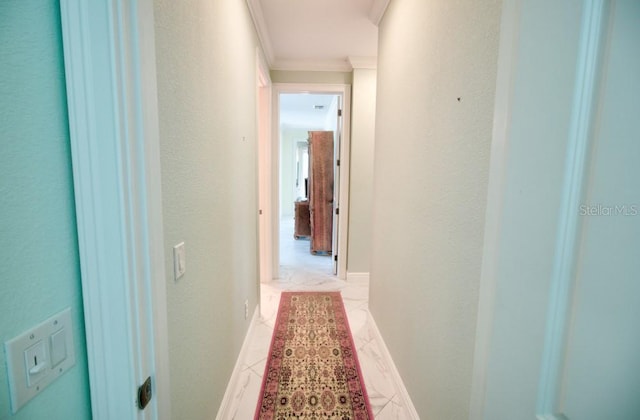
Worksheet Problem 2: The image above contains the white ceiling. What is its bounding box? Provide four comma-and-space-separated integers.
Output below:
280, 93, 338, 129
247, 0, 390, 71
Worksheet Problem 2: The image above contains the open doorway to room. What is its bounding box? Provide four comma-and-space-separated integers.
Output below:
259, 83, 351, 287
278, 93, 339, 278
257, 82, 352, 320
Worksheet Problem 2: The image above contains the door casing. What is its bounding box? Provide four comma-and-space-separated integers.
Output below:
270, 83, 352, 280
60, 1, 170, 418
256, 49, 273, 284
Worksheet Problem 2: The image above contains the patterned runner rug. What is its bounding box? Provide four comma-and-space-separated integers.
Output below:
255, 291, 373, 419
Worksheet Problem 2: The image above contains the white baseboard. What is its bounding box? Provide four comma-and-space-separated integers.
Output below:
367, 311, 420, 419
346, 272, 370, 283
215, 306, 259, 420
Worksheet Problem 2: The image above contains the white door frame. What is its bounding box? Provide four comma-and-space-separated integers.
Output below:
256, 49, 273, 284
60, 1, 170, 419
271, 83, 352, 280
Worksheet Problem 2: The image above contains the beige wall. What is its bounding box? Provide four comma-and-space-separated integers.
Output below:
270, 70, 353, 85
369, 0, 502, 417
153, 0, 261, 417
347, 68, 377, 273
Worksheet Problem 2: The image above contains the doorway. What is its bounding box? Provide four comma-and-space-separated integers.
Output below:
263, 83, 352, 283
279, 93, 339, 277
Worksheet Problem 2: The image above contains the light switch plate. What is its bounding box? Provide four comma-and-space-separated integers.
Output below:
173, 242, 186, 280
50, 329, 67, 367
4, 308, 76, 413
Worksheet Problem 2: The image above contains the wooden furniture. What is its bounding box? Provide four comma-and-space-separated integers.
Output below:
308, 131, 334, 254
294, 200, 311, 239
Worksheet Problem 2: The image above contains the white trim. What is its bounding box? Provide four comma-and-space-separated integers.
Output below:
536, 1, 606, 415
367, 312, 420, 419
257, 47, 273, 284
136, 0, 172, 416
246, 0, 275, 66
60, 1, 170, 419
271, 58, 354, 73
337, 88, 351, 281
215, 307, 259, 420
468, 0, 521, 418
346, 272, 370, 283
369, 0, 392, 25
256, 47, 272, 87
272, 83, 352, 280
271, 91, 281, 280
348, 56, 378, 70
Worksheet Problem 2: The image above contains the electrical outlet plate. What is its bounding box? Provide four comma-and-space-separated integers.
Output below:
4, 308, 76, 413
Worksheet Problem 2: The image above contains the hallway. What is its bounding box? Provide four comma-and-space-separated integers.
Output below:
4, 0, 639, 419
219, 219, 414, 417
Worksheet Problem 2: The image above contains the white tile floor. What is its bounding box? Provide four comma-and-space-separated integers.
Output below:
223, 218, 413, 419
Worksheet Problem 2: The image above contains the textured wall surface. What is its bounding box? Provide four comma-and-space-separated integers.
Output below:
0, 1, 91, 418
347, 69, 376, 274
270, 70, 353, 85
369, 0, 502, 417
153, 0, 261, 417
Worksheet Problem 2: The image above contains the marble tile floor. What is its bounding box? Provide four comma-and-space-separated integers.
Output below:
223, 218, 413, 419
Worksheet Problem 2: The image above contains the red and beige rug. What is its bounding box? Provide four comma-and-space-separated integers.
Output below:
255, 291, 373, 419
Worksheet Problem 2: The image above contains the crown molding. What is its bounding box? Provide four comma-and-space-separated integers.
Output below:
271, 58, 354, 73
369, 0, 392, 25
348, 56, 377, 70
246, 0, 275, 66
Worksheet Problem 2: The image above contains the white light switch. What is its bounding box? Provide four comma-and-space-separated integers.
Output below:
50, 329, 67, 367
24, 341, 47, 387
173, 242, 186, 280
4, 308, 76, 413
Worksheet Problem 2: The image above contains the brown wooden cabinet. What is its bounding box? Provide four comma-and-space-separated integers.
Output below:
308, 131, 334, 254
294, 200, 311, 239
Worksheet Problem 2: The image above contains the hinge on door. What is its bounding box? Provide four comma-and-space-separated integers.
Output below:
335, 208, 339, 215
337, 159, 340, 166
259, 209, 263, 215
338, 109, 342, 117
334, 254, 338, 262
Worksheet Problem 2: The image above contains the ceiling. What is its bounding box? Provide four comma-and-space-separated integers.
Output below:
247, 0, 391, 71
280, 93, 339, 129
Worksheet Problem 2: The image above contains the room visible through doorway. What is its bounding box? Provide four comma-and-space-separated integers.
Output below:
278, 93, 339, 277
